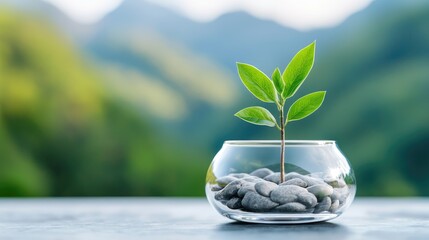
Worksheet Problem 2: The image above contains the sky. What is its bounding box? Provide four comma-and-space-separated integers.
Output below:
42, 0, 373, 31
42, 0, 123, 24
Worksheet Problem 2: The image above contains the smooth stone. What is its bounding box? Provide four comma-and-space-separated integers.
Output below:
263, 172, 282, 184
284, 172, 303, 181
307, 184, 334, 200
250, 168, 274, 178
216, 176, 238, 187
255, 181, 278, 197
297, 192, 318, 208
242, 176, 264, 183
241, 191, 279, 212
237, 182, 256, 197
335, 185, 350, 204
337, 179, 346, 188
302, 176, 326, 186
270, 185, 307, 204
214, 180, 243, 201
324, 177, 346, 188
330, 190, 340, 202
274, 202, 308, 213
285, 172, 324, 186
226, 197, 242, 209
330, 199, 340, 212
307, 208, 316, 213
280, 178, 308, 188
229, 173, 250, 179
314, 197, 332, 213
211, 185, 223, 191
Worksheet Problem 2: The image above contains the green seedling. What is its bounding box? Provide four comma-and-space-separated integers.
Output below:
235, 41, 326, 183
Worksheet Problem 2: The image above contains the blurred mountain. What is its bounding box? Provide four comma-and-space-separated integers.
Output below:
92, 0, 309, 72
78, 0, 366, 150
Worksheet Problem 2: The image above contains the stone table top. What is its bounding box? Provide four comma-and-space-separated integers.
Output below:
0, 198, 428, 240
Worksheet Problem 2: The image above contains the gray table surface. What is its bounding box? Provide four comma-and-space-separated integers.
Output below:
0, 198, 428, 240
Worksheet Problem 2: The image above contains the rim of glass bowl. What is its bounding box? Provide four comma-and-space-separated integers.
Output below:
224, 140, 335, 146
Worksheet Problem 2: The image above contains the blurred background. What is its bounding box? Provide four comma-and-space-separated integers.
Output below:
0, 0, 428, 197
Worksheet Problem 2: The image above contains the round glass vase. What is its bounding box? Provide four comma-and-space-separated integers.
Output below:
205, 140, 356, 224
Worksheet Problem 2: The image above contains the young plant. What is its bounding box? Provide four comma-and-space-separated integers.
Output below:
235, 41, 326, 184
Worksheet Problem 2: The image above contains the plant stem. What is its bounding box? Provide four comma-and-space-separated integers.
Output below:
279, 108, 285, 183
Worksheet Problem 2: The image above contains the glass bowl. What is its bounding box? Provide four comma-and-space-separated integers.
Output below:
205, 140, 356, 224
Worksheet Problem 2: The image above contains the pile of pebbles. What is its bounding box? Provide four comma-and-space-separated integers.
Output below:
211, 168, 350, 213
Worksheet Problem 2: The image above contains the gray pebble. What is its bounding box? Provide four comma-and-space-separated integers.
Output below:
214, 180, 243, 201
250, 168, 274, 178
302, 176, 326, 186
284, 172, 303, 181
335, 185, 350, 204
330, 189, 340, 202
270, 185, 307, 204
323, 176, 336, 183
241, 191, 279, 212
216, 176, 238, 187
237, 182, 256, 197
324, 177, 346, 188
263, 172, 282, 184
330, 199, 340, 212
226, 197, 242, 209
274, 202, 308, 213
297, 192, 318, 208
337, 179, 346, 188
285, 172, 324, 186
211, 185, 223, 191
255, 181, 278, 197
242, 176, 264, 183
280, 178, 308, 188
229, 173, 250, 179
307, 184, 334, 200
314, 197, 332, 213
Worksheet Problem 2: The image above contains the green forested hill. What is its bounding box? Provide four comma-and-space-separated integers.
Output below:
0, 9, 207, 196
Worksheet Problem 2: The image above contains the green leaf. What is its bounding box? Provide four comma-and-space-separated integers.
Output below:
282, 41, 316, 99
287, 91, 326, 122
235, 106, 278, 127
271, 67, 284, 95
237, 63, 277, 103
